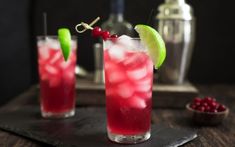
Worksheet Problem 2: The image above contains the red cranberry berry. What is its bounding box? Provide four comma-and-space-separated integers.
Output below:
209, 109, 218, 113
202, 102, 208, 107
190, 104, 197, 109
204, 96, 213, 103
217, 104, 226, 112
110, 34, 118, 38
195, 102, 201, 107
92, 27, 102, 37
101, 31, 110, 40
205, 106, 211, 112
193, 97, 202, 104
110, 34, 118, 42
197, 106, 205, 112
209, 101, 218, 109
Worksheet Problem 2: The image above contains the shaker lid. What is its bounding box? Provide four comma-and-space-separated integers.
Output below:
157, 0, 194, 20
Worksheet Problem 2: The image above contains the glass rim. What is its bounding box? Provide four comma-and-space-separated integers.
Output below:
36, 35, 77, 40
105, 37, 141, 41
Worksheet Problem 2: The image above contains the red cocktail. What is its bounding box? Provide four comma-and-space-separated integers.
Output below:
104, 36, 153, 143
37, 36, 77, 118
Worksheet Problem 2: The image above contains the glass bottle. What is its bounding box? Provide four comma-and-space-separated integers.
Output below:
101, 0, 134, 36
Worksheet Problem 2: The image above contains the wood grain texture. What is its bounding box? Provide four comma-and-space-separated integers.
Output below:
0, 84, 234, 147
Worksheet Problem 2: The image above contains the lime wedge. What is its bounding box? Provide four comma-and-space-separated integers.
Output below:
135, 24, 166, 69
58, 28, 71, 61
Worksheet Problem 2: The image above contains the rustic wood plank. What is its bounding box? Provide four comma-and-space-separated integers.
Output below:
152, 109, 235, 147
0, 131, 46, 147
0, 84, 234, 147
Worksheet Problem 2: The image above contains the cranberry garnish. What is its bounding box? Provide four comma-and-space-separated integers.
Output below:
110, 34, 118, 38
101, 31, 110, 40
110, 34, 118, 42
92, 27, 102, 37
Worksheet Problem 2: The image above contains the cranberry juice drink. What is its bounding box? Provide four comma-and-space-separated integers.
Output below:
37, 36, 77, 118
104, 36, 153, 143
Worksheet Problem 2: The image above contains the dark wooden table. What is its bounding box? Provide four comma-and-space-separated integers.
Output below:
0, 84, 235, 147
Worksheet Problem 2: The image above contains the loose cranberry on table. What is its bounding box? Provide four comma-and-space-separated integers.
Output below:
189, 97, 227, 113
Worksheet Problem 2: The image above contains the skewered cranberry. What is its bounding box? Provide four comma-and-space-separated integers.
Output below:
101, 31, 110, 40
92, 27, 102, 37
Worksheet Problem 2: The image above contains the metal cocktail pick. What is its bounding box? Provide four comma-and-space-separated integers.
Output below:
75, 17, 100, 33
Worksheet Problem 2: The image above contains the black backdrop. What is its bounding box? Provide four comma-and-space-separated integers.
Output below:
0, 0, 235, 104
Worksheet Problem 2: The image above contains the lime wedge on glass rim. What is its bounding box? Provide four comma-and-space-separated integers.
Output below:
135, 24, 166, 69
58, 28, 71, 61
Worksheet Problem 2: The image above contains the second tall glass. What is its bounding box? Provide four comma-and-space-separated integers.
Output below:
103, 37, 153, 144
37, 36, 77, 118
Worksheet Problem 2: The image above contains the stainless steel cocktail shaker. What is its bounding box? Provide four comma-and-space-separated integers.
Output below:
156, 0, 195, 84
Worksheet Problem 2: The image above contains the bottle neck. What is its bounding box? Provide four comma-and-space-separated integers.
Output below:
109, 13, 124, 22
165, 0, 185, 4
110, 0, 124, 16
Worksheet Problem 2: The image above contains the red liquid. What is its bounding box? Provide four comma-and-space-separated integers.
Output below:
104, 49, 153, 135
38, 46, 76, 113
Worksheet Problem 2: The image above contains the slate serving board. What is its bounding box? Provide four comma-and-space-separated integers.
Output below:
0, 107, 197, 147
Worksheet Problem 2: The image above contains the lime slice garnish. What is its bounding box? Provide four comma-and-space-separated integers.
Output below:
135, 24, 166, 69
58, 28, 71, 61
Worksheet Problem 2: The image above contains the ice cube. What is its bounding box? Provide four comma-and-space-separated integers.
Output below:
116, 35, 132, 46
136, 78, 152, 85
128, 97, 147, 109
108, 45, 126, 62
127, 67, 147, 80
38, 47, 49, 60
123, 52, 147, 69
45, 65, 58, 75
135, 84, 151, 92
117, 83, 134, 98
107, 70, 126, 84
60, 60, 72, 69
50, 51, 62, 64
46, 37, 60, 49
146, 59, 153, 74
116, 35, 139, 51
137, 92, 152, 100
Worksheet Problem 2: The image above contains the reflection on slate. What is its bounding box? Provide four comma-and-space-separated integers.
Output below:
0, 107, 197, 147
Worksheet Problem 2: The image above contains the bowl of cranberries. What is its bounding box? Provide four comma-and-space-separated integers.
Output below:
186, 97, 229, 125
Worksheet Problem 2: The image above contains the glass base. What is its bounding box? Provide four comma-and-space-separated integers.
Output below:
41, 109, 75, 119
108, 130, 150, 144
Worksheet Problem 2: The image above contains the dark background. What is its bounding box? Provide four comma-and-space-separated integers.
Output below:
0, 0, 235, 105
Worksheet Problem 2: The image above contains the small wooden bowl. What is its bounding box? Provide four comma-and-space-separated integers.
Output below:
186, 103, 229, 125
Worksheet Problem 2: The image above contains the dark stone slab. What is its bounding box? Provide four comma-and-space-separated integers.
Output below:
0, 107, 197, 147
